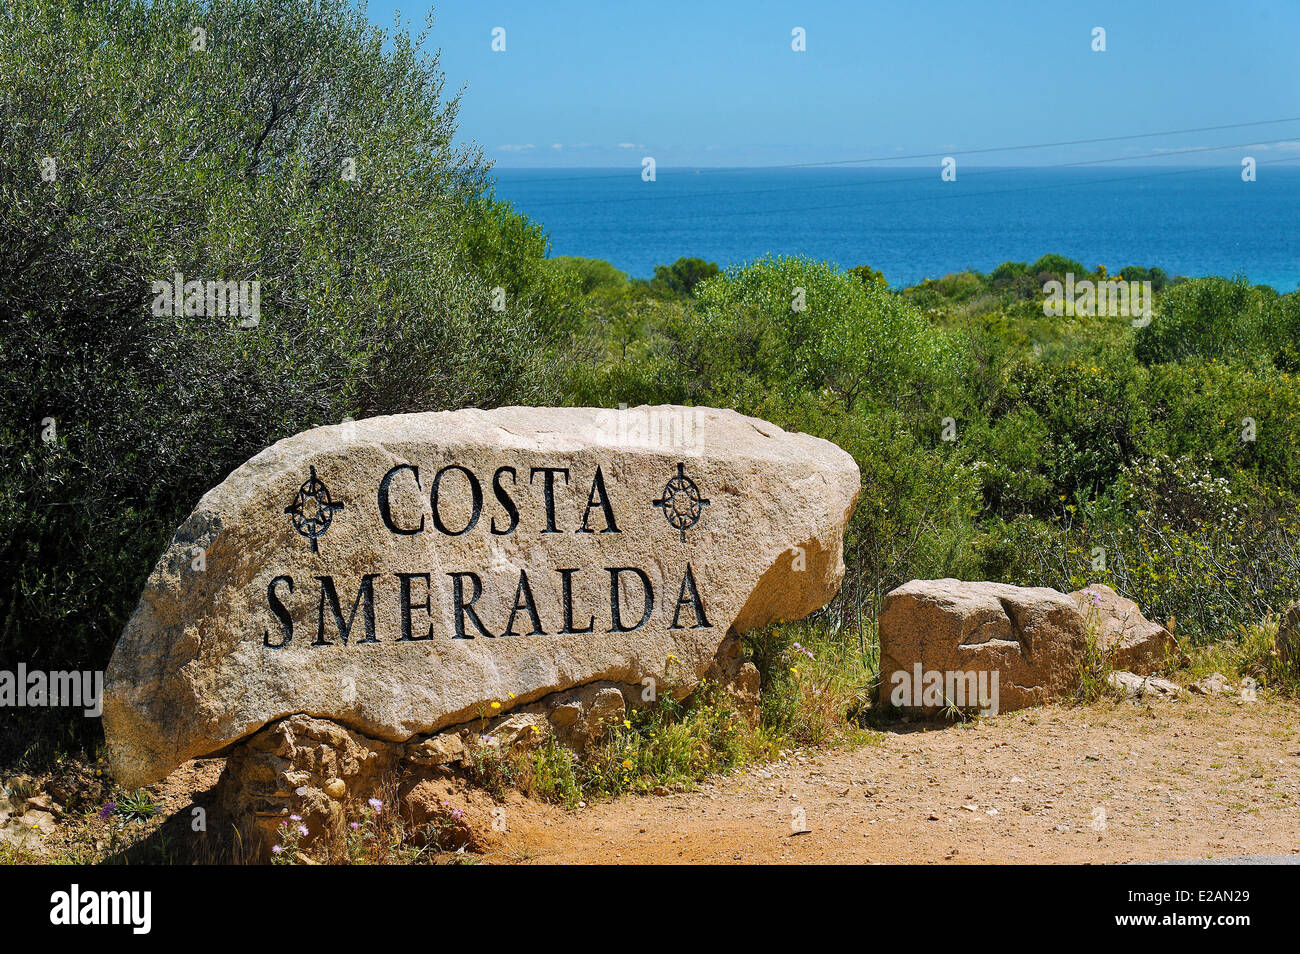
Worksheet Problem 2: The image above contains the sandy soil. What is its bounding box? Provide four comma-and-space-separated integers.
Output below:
482, 693, 1300, 864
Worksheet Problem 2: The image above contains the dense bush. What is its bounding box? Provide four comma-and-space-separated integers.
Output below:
982, 456, 1300, 643
563, 256, 982, 621
650, 257, 720, 298
1135, 277, 1266, 366
0, 0, 573, 753
563, 251, 1300, 651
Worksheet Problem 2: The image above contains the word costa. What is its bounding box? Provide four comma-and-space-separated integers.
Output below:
377, 463, 621, 536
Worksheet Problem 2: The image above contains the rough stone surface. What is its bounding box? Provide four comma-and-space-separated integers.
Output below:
401, 777, 534, 853
1108, 670, 1183, 700
539, 684, 623, 751
405, 732, 468, 768
214, 623, 770, 847
1069, 583, 1177, 675
878, 579, 1087, 714
0, 788, 56, 850
704, 632, 762, 725
106, 406, 859, 788
1189, 672, 1235, 695
215, 714, 400, 849
483, 713, 548, 749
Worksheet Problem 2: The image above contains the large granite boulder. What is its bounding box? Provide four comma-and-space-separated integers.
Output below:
1068, 583, 1177, 675
878, 579, 1087, 714
105, 406, 859, 788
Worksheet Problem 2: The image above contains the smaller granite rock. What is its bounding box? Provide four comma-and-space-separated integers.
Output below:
484, 713, 547, 750
323, 778, 347, 800
215, 714, 400, 854
1189, 672, 1234, 695
401, 777, 529, 853
405, 732, 468, 768
1108, 670, 1183, 700
879, 579, 1088, 714
585, 688, 627, 740
23, 793, 63, 818
704, 632, 761, 725
1069, 583, 1177, 675
0, 808, 56, 850
547, 702, 582, 729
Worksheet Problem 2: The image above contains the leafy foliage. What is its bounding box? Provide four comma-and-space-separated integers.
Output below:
0, 0, 572, 753
563, 251, 1300, 658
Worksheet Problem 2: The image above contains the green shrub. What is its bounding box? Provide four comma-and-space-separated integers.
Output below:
571, 683, 776, 798
650, 257, 720, 297
848, 264, 888, 288
1261, 290, 1300, 372
981, 456, 1300, 644
549, 256, 630, 297
972, 356, 1144, 514
685, 256, 964, 414
747, 619, 878, 745
1135, 276, 1267, 366
0, 0, 572, 755
1140, 361, 1300, 489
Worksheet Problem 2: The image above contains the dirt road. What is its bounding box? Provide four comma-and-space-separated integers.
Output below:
485, 694, 1300, 864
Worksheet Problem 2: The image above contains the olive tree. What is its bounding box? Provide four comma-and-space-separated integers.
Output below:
0, 0, 573, 753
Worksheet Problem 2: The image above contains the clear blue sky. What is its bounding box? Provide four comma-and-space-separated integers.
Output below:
364, 1, 1300, 168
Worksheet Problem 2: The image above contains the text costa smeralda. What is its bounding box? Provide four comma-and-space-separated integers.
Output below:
263, 463, 711, 648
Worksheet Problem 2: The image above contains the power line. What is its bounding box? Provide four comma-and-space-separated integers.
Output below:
502, 138, 1300, 210
487, 116, 1300, 186
789, 117, 1300, 167
633, 155, 1300, 224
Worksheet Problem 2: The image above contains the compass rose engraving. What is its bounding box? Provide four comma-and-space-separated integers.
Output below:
651, 462, 710, 542
285, 465, 345, 553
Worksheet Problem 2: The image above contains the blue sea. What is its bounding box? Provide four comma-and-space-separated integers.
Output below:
494, 166, 1300, 291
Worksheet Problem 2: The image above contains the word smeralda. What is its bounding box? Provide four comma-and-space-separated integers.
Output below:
263, 462, 713, 648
